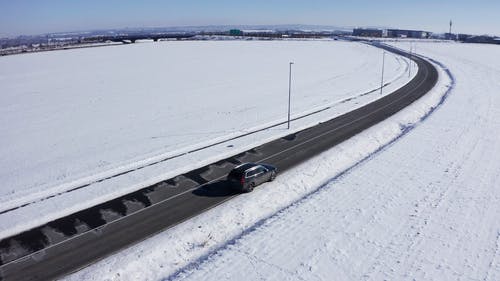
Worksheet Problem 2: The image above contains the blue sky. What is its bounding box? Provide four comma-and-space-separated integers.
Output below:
1, 0, 499, 37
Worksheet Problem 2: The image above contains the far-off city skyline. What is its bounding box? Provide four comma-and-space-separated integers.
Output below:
1, 0, 499, 37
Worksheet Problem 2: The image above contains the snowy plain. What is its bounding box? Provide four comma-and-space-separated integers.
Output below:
64, 41, 500, 281
0, 40, 414, 238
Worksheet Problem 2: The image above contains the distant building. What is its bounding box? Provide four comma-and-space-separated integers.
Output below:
386, 29, 431, 39
229, 29, 243, 36
352, 28, 383, 37
457, 34, 471, 41
444, 33, 458, 40
353, 28, 431, 39
462, 35, 500, 44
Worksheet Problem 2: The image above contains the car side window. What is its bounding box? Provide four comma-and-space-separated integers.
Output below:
246, 170, 256, 177
255, 167, 266, 175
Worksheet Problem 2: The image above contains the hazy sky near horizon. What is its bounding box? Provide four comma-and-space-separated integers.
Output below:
1, 0, 499, 37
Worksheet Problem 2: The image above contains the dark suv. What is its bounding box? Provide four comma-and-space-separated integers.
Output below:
227, 163, 277, 192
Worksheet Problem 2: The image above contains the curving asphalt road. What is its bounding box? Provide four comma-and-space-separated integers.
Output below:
0, 42, 438, 281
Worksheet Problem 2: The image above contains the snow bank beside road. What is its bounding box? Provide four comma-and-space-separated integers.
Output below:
64, 50, 451, 281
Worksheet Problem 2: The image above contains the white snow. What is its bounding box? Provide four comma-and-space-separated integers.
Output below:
0, 40, 414, 238
64, 42, 500, 281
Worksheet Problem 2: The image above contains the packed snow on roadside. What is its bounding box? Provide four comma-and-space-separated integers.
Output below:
0, 40, 414, 239
66, 42, 500, 281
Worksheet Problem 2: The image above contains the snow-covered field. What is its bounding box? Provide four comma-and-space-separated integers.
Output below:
0, 40, 414, 238
64, 42, 500, 281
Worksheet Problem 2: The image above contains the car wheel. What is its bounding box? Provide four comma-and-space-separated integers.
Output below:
269, 171, 276, 182
247, 182, 255, 192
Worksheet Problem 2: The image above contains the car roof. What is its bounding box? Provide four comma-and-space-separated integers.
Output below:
233, 163, 259, 172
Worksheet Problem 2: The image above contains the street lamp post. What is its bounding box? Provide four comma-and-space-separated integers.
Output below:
380, 52, 385, 95
288, 62, 294, 129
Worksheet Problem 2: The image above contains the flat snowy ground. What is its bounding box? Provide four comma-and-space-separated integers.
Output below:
0, 40, 413, 238
65, 42, 500, 281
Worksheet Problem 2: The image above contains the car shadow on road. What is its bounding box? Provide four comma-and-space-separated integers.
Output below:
192, 180, 241, 197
